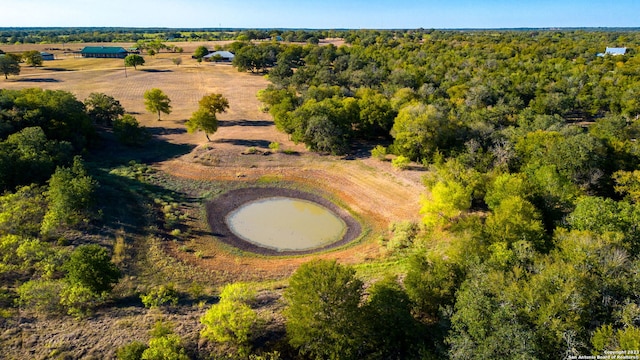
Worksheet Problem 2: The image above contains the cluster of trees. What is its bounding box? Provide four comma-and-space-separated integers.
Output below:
0, 28, 334, 45
0, 49, 46, 79
249, 30, 640, 156
244, 29, 640, 357
0, 88, 151, 319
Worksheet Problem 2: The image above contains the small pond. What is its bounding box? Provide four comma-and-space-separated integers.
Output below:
225, 197, 346, 251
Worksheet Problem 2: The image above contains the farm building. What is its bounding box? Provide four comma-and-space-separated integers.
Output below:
40, 52, 54, 61
598, 47, 627, 56
80, 46, 128, 59
203, 51, 235, 62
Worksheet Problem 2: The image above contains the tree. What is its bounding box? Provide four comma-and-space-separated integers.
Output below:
171, 57, 182, 66
41, 157, 97, 235
361, 276, 425, 359
186, 93, 229, 141
0, 53, 20, 79
421, 180, 472, 229
113, 114, 148, 146
64, 244, 121, 294
84, 93, 125, 126
22, 50, 42, 67
124, 54, 145, 70
0, 185, 46, 237
200, 283, 257, 356
144, 88, 171, 121
193, 45, 209, 61
391, 102, 456, 161
284, 259, 364, 360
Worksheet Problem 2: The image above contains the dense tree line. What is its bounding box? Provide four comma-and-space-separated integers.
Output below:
0, 27, 330, 45
248, 29, 640, 358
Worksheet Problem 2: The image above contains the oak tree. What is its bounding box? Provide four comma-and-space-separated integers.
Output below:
144, 88, 171, 121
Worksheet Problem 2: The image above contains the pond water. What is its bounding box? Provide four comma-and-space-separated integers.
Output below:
225, 197, 346, 251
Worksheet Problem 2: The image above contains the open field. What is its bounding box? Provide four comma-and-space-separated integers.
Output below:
1, 45, 424, 279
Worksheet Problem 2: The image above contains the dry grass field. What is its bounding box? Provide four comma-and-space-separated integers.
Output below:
1, 41, 424, 279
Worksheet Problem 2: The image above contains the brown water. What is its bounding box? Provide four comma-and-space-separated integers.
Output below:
225, 197, 346, 251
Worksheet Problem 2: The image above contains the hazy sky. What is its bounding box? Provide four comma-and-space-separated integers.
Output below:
2, 0, 638, 29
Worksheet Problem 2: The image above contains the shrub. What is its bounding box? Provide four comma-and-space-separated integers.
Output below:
141, 284, 179, 308
117, 341, 148, 360
269, 142, 280, 152
392, 155, 411, 170
386, 221, 420, 251
371, 145, 388, 161
64, 244, 121, 294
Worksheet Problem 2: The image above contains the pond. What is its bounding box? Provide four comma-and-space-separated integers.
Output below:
225, 197, 347, 252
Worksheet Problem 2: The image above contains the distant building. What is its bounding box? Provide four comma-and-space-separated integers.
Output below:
598, 47, 627, 57
203, 50, 235, 62
80, 46, 128, 59
40, 52, 54, 61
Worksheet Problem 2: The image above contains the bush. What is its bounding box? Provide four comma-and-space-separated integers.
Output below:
392, 155, 411, 170
117, 341, 148, 360
386, 221, 420, 251
269, 142, 280, 152
141, 284, 179, 308
64, 244, 121, 294
371, 145, 388, 161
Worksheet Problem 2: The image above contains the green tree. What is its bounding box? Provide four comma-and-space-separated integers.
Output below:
64, 244, 121, 294
200, 283, 257, 356
0, 185, 46, 237
114, 114, 148, 146
405, 253, 462, 316
193, 45, 209, 61
484, 195, 546, 251
284, 259, 364, 360
171, 57, 182, 66
41, 157, 97, 235
84, 93, 125, 126
124, 54, 145, 70
447, 268, 539, 360
22, 50, 42, 67
185, 93, 229, 141
391, 102, 456, 161
144, 88, 172, 121
421, 180, 472, 229
0, 53, 20, 79
361, 276, 425, 359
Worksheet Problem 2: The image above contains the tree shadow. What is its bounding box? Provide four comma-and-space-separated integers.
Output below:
140, 69, 173, 73
213, 138, 272, 148
219, 119, 273, 127
16, 78, 61, 83
42, 67, 71, 72
146, 126, 188, 136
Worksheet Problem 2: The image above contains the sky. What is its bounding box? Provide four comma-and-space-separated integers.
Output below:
1, 0, 639, 29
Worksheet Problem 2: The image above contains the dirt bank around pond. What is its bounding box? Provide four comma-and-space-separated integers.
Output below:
206, 187, 362, 256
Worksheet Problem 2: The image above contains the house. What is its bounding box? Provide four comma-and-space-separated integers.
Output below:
40, 52, 54, 61
598, 47, 627, 57
203, 50, 235, 62
80, 46, 128, 59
